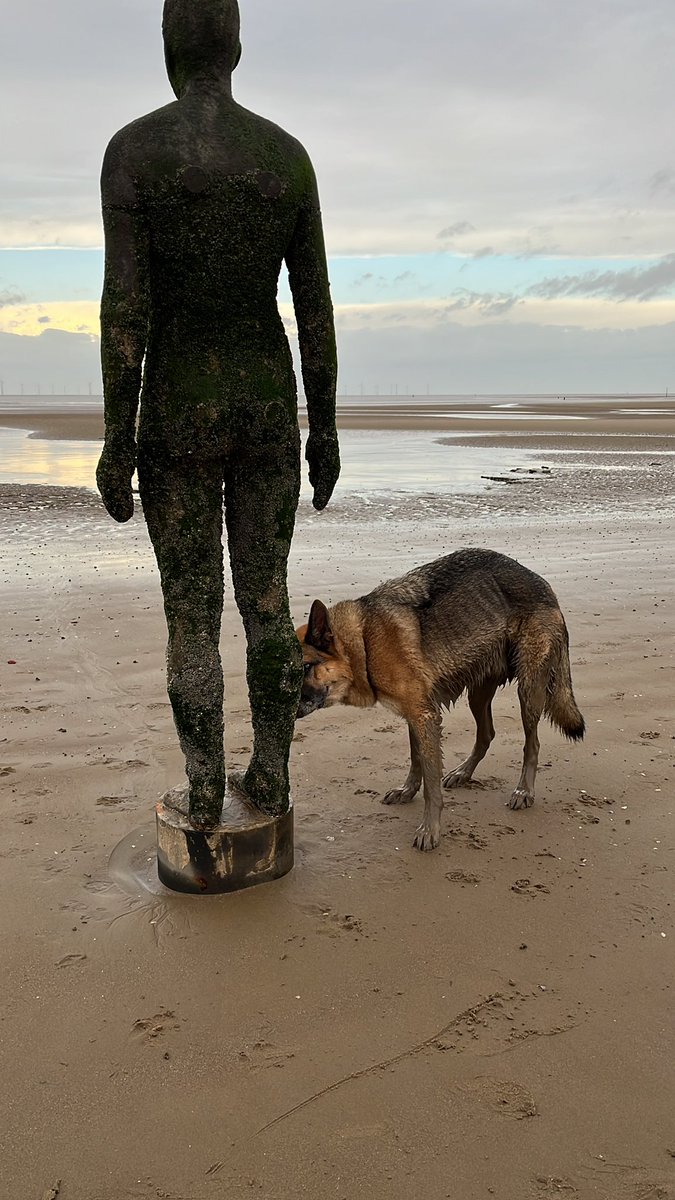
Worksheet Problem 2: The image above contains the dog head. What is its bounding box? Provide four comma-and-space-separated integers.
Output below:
295, 600, 353, 719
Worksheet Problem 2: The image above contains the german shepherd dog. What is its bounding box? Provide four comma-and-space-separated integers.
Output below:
296, 549, 584, 851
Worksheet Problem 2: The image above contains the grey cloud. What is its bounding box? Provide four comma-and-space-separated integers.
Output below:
514, 227, 560, 259
445, 290, 522, 317
472, 246, 496, 259
479, 296, 522, 317
649, 169, 675, 196
528, 253, 675, 302
352, 274, 401, 291
437, 222, 476, 240
0, 286, 24, 308
514, 243, 560, 260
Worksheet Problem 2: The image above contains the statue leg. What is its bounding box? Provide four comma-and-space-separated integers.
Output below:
138, 451, 226, 829
224, 426, 303, 817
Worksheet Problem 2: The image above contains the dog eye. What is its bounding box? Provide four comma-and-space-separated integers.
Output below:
303, 663, 312, 675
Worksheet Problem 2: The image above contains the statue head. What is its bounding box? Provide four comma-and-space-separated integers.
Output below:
163, 0, 242, 97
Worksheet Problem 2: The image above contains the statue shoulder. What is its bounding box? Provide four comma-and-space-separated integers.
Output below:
101, 103, 182, 206
103, 103, 181, 169
234, 104, 317, 177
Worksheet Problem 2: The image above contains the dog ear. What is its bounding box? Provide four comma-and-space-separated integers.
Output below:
306, 600, 334, 652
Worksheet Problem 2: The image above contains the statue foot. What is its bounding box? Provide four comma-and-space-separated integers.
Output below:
183, 777, 226, 830
227, 765, 290, 819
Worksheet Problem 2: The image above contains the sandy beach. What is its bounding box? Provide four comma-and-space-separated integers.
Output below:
1, 398, 674, 1200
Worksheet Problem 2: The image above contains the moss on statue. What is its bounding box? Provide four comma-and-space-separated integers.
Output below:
97, 0, 339, 828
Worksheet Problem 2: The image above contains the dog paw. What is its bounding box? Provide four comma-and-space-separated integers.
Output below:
382, 786, 417, 805
442, 767, 472, 789
509, 788, 535, 811
412, 823, 440, 851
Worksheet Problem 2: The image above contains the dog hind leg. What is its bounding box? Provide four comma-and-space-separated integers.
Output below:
510, 670, 547, 810
443, 677, 498, 789
382, 722, 423, 805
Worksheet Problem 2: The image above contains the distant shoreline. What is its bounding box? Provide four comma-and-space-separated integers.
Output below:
1, 393, 674, 439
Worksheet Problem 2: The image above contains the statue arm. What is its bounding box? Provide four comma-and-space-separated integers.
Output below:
97, 135, 149, 522
285, 160, 340, 511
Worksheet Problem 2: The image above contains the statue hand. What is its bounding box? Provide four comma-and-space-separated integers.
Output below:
306, 429, 340, 511
96, 440, 136, 523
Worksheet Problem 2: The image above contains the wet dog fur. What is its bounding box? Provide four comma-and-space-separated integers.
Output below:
296, 548, 585, 851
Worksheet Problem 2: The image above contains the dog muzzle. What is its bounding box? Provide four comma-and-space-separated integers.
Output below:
296, 689, 328, 719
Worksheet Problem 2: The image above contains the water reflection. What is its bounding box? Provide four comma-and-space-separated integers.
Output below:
1, 425, 672, 498
0, 426, 541, 496
334, 431, 541, 493
0, 428, 100, 488
109, 824, 173, 898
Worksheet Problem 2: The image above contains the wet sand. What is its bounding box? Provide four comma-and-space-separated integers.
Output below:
1, 407, 674, 1199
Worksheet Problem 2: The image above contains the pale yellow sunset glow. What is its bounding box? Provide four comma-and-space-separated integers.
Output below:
0, 301, 100, 338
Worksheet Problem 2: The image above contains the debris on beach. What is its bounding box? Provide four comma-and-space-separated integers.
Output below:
481, 475, 528, 484
510, 466, 553, 474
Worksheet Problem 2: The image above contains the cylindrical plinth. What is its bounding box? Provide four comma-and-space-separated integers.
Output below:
156, 783, 294, 894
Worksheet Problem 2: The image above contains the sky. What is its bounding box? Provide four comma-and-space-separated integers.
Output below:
1, 0, 674, 395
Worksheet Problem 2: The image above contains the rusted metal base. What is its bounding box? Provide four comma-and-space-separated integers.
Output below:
156, 782, 294, 894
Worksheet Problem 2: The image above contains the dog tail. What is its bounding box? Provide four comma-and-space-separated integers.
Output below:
545, 625, 585, 741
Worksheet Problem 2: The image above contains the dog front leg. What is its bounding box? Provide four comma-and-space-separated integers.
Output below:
382, 722, 423, 805
412, 709, 444, 852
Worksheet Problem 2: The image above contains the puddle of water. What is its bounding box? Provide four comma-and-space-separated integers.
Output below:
0, 428, 100, 488
0, 426, 547, 496
617, 408, 675, 416
108, 823, 174, 898
327, 431, 555, 495
429, 411, 591, 421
